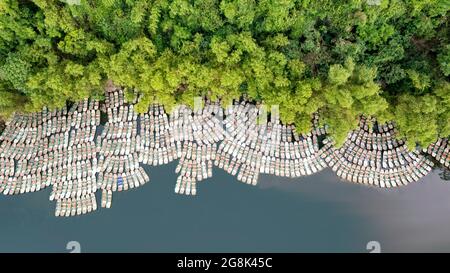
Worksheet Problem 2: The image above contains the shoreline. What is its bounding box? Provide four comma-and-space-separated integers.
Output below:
0, 89, 448, 217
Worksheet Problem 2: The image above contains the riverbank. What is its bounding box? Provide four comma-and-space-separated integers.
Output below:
0, 120, 4, 134
0, 89, 448, 218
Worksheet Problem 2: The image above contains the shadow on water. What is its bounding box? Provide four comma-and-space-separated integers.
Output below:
0, 163, 449, 252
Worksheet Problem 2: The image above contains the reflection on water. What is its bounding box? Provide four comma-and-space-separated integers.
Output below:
0, 163, 449, 252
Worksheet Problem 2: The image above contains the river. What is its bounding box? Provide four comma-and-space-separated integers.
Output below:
0, 163, 449, 252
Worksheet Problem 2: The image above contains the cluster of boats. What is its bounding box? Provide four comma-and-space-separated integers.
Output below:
138, 100, 225, 195
55, 193, 97, 217
49, 100, 100, 216
0, 89, 448, 217
172, 102, 224, 195
0, 99, 103, 214
139, 104, 179, 165
101, 189, 113, 208
322, 117, 434, 187
0, 157, 14, 177
175, 143, 216, 195
98, 168, 148, 192
214, 101, 328, 185
427, 138, 450, 168
97, 89, 149, 209
0, 108, 67, 195
0, 112, 49, 161
171, 102, 225, 145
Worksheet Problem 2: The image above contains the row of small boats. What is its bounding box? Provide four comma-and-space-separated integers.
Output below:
339, 139, 423, 169
171, 103, 224, 195
427, 138, 450, 168
174, 142, 216, 195
50, 100, 101, 217
98, 167, 149, 192
139, 105, 177, 166
0, 157, 14, 177
98, 154, 140, 174
139, 144, 180, 166
101, 189, 113, 208
175, 175, 197, 195
348, 118, 402, 151
50, 176, 97, 201
321, 119, 435, 187
97, 137, 140, 156
0, 93, 448, 216
214, 100, 329, 185
169, 104, 225, 145
95, 90, 150, 206
55, 193, 97, 217
139, 101, 225, 195
324, 149, 433, 187
0, 173, 49, 195
100, 120, 138, 140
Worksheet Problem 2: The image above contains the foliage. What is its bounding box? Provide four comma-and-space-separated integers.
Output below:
0, 0, 448, 149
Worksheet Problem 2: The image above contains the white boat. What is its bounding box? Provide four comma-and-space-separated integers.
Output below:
101, 190, 107, 208
106, 190, 112, 208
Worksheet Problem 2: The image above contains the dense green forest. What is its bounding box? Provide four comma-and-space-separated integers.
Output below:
0, 0, 449, 148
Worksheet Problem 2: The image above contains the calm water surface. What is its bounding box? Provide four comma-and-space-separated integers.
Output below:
0, 163, 449, 252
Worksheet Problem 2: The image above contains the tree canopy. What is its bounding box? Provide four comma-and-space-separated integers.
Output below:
0, 0, 448, 148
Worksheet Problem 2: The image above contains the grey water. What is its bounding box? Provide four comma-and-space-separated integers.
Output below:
0, 163, 449, 253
